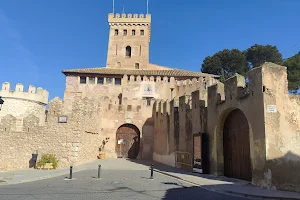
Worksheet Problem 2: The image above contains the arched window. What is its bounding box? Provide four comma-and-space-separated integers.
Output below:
126, 46, 132, 57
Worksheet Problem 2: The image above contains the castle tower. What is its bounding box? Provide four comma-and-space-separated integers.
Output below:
106, 13, 151, 69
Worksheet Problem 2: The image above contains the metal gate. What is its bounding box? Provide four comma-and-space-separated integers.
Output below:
223, 109, 252, 181
116, 124, 140, 159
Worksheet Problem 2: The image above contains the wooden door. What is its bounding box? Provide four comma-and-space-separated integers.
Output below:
116, 124, 140, 159
223, 109, 252, 181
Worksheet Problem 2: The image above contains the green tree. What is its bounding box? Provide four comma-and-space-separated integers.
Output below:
245, 44, 283, 68
284, 52, 300, 93
201, 49, 249, 82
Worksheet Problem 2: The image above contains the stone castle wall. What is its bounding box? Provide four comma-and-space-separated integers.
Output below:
0, 82, 49, 126
153, 63, 300, 192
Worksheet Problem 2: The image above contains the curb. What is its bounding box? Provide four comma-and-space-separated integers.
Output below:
154, 169, 300, 200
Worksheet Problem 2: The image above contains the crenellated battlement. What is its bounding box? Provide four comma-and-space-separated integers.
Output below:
0, 82, 49, 104
175, 76, 219, 97
207, 66, 268, 105
108, 13, 151, 23
108, 13, 151, 24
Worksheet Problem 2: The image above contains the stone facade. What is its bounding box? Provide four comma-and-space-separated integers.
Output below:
106, 13, 151, 69
0, 12, 217, 171
1, 10, 299, 194
0, 82, 48, 126
153, 63, 300, 192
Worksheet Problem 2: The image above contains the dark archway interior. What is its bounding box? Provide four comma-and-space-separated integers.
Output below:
116, 124, 140, 159
223, 109, 252, 181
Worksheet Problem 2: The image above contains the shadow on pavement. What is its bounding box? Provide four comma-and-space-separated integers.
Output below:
126, 158, 247, 184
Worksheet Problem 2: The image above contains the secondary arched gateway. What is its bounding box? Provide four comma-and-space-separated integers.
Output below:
115, 124, 140, 159
223, 109, 252, 181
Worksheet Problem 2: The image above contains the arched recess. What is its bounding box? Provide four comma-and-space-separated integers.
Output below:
115, 124, 140, 159
221, 108, 252, 181
125, 46, 132, 57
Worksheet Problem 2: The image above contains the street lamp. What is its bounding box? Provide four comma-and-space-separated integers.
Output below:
0, 96, 4, 111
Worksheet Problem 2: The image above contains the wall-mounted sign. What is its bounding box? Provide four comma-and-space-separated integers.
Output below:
118, 139, 124, 144
141, 82, 155, 96
58, 116, 67, 123
267, 105, 277, 113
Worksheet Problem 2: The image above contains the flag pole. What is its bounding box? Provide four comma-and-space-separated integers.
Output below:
147, 0, 149, 14
113, 0, 115, 14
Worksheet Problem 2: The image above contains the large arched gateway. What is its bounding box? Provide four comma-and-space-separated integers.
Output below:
223, 109, 252, 181
115, 124, 140, 159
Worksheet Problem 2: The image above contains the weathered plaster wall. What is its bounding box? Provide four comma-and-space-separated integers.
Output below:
207, 67, 266, 183
262, 63, 300, 192
153, 86, 209, 170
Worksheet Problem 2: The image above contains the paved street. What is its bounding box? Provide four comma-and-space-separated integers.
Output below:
0, 168, 255, 200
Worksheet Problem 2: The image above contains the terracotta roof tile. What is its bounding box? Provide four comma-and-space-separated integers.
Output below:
62, 67, 218, 78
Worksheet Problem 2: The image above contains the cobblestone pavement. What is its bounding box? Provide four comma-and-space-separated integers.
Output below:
0, 169, 257, 200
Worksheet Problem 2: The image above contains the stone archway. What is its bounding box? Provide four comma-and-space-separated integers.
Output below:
223, 109, 252, 181
115, 124, 140, 159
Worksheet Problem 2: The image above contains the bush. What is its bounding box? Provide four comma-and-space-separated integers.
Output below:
37, 154, 59, 169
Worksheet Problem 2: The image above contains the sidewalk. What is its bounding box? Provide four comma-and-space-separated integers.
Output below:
0, 159, 149, 185
130, 159, 300, 200
1, 159, 300, 200
0, 160, 100, 185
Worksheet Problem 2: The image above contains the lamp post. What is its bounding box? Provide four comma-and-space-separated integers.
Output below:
0, 96, 4, 111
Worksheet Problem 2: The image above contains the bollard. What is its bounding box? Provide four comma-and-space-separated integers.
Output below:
98, 164, 101, 179
69, 166, 73, 179
150, 164, 154, 179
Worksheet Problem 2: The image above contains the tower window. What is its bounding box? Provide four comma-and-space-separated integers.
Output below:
140, 30, 144, 35
126, 46, 132, 57
115, 29, 119, 35
89, 77, 95, 84
132, 30, 136, 35
106, 78, 113, 85
80, 76, 86, 84
97, 77, 104, 85
124, 29, 127, 36
135, 63, 140, 69
115, 78, 121, 85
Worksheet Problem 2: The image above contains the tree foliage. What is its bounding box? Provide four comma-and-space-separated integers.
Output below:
284, 52, 300, 93
201, 49, 249, 82
245, 44, 283, 68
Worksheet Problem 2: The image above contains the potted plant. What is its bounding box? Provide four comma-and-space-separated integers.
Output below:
98, 137, 109, 159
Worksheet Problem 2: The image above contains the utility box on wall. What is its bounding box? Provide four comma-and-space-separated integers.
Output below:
193, 132, 209, 174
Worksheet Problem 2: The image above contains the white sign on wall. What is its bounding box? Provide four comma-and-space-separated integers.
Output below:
118, 139, 124, 144
141, 82, 155, 96
267, 105, 277, 113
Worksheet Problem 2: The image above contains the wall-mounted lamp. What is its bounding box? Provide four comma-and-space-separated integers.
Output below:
0, 96, 4, 111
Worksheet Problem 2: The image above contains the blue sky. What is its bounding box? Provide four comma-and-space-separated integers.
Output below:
0, 0, 300, 100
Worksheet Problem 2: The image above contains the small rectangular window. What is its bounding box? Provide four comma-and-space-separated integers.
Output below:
106, 78, 113, 85
115, 29, 118, 36
171, 88, 174, 99
140, 30, 144, 35
97, 77, 104, 85
146, 98, 151, 106
135, 63, 139, 69
132, 30, 136, 35
127, 105, 132, 111
115, 78, 121, 85
80, 76, 86, 84
89, 77, 95, 84
124, 29, 127, 36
